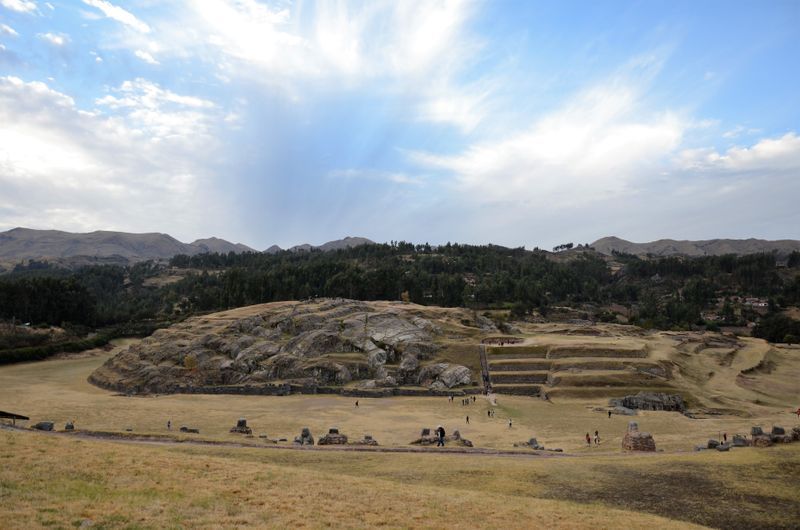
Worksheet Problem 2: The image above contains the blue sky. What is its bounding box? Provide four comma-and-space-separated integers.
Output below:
0, 0, 798, 250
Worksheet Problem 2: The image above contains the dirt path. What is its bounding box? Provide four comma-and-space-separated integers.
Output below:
2, 424, 571, 458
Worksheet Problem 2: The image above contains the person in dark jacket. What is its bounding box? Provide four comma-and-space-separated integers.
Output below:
436, 425, 446, 446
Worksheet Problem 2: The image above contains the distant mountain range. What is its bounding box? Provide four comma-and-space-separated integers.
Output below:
0, 227, 374, 264
269, 236, 375, 254
591, 236, 800, 257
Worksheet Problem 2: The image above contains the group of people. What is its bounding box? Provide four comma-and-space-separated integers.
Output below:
450, 395, 477, 406
585, 430, 600, 445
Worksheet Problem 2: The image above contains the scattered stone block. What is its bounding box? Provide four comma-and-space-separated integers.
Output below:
318, 428, 348, 445
32, 421, 54, 431
716, 442, 731, 452
180, 426, 200, 434
752, 435, 773, 448
751, 426, 764, 436
707, 439, 719, 449
356, 434, 379, 446
230, 418, 252, 435
732, 434, 748, 447
293, 427, 314, 445
64, 422, 74, 431
621, 421, 656, 452
771, 426, 785, 436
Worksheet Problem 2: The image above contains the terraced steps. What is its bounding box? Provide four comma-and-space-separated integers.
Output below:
547, 370, 665, 388
544, 385, 678, 399
487, 359, 552, 371
489, 370, 549, 384
490, 383, 541, 396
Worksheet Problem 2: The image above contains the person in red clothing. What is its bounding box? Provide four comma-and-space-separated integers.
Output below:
585, 432, 591, 445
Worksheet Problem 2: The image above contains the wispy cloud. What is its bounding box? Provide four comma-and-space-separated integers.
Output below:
82, 0, 151, 33
329, 168, 424, 186
0, 23, 19, 37
134, 49, 159, 65
37, 32, 69, 46
1, 0, 37, 14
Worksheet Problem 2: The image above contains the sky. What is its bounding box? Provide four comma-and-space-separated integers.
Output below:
0, 0, 798, 251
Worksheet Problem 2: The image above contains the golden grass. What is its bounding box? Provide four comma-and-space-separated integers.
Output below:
3, 430, 799, 529
1, 345, 798, 454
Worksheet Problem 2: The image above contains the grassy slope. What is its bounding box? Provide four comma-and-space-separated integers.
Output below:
2, 430, 799, 529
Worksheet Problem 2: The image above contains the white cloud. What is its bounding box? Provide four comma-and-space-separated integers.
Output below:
0, 23, 19, 37
37, 32, 68, 46
414, 78, 685, 208
82, 0, 150, 33
134, 49, 159, 64
677, 133, 800, 173
0, 76, 225, 236
1, 0, 36, 14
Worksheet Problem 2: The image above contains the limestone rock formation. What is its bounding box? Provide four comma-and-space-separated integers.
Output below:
90, 299, 474, 395
610, 392, 685, 412
355, 434, 379, 446
621, 421, 656, 451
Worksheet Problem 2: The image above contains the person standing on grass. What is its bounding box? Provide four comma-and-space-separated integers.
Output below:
586, 433, 591, 445
436, 425, 446, 447
167, 420, 171, 431
608, 410, 612, 419
466, 415, 470, 424
594, 430, 600, 445
508, 418, 512, 429
355, 400, 359, 407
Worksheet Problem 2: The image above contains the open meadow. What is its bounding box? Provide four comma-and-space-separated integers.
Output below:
2, 336, 800, 528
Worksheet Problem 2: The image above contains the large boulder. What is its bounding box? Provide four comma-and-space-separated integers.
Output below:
732, 434, 749, 447
32, 421, 54, 432
752, 435, 773, 448
610, 392, 685, 412
355, 434, 379, 446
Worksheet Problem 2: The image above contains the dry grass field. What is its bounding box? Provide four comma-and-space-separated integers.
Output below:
2, 315, 800, 529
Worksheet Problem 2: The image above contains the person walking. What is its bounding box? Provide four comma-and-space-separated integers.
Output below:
167, 420, 171, 431
594, 430, 600, 445
508, 418, 512, 429
466, 415, 470, 424
355, 400, 359, 407
608, 410, 612, 419
586, 432, 591, 445
436, 425, 446, 447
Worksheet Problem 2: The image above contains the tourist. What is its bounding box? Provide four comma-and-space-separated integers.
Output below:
608, 410, 612, 419
508, 419, 512, 429
487, 409, 491, 418
436, 425, 446, 447
796, 407, 800, 418
355, 400, 359, 407
586, 433, 591, 445
466, 415, 470, 424
167, 420, 171, 431
594, 430, 600, 445
723, 432, 727, 443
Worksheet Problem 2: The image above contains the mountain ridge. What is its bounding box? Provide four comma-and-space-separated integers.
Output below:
591, 236, 800, 257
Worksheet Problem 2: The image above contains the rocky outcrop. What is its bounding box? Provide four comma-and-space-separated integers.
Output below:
418, 363, 473, 390
90, 299, 476, 396
354, 434, 379, 446
621, 421, 656, 451
610, 392, 685, 412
